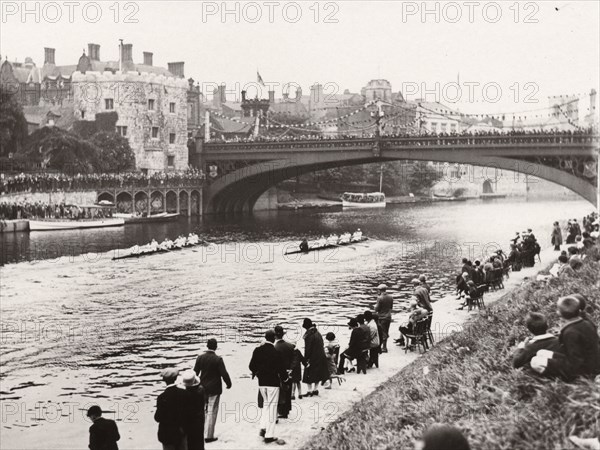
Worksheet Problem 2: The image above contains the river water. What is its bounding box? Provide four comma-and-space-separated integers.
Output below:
0, 198, 592, 448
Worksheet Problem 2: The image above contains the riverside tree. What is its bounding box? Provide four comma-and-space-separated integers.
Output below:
89, 131, 136, 173
0, 85, 28, 157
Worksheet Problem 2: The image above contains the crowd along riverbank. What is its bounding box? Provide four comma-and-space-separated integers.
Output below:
302, 244, 600, 450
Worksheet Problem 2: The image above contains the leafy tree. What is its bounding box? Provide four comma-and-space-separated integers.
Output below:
23, 126, 100, 174
0, 86, 28, 157
89, 131, 136, 173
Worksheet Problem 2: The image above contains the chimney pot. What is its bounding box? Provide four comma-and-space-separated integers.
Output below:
122, 44, 133, 63
143, 51, 153, 66
168, 62, 185, 78
44, 47, 55, 65
87, 44, 100, 61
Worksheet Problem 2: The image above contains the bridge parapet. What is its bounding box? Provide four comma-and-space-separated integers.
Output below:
204, 134, 599, 153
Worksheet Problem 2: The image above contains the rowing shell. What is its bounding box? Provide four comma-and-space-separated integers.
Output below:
111, 241, 207, 261
285, 237, 368, 255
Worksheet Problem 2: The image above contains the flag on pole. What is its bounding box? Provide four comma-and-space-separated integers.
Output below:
257, 71, 265, 86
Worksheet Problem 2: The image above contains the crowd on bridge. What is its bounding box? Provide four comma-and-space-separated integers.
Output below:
209, 126, 597, 144
0, 168, 205, 195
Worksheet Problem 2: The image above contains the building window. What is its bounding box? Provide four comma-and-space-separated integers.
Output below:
440, 123, 447, 133
430, 122, 437, 132
167, 155, 175, 167
148, 99, 155, 110
116, 126, 128, 137
169, 133, 176, 144
105, 98, 114, 110
81, 110, 85, 119
450, 124, 457, 133
152, 127, 159, 139
169, 102, 176, 113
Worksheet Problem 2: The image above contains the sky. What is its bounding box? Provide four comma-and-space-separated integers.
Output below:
1, 1, 599, 115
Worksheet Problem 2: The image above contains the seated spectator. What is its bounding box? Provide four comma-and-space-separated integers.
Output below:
337, 319, 367, 375
568, 246, 583, 264
512, 313, 561, 369
556, 254, 576, 277
570, 293, 597, 331
531, 296, 600, 380
415, 424, 470, 450
397, 299, 429, 348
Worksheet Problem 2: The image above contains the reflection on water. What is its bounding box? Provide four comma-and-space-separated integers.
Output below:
0, 198, 592, 444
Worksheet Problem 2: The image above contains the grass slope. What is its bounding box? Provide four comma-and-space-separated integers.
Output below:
303, 249, 600, 450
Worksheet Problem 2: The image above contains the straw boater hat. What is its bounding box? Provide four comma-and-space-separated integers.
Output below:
377, 284, 387, 290
181, 369, 200, 387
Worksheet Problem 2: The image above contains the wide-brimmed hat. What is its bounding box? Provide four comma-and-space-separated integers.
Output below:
377, 284, 387, 290
182, 369, 200, 387
302, 318, 313, 329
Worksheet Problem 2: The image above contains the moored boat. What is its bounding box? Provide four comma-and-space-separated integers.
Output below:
29, 204, 124, 231
342, 192, 386, 208
28, 218, 125, 231
115, 212, 180, 224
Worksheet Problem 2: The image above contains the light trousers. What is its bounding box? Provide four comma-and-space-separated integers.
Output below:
204, 394, 220, 439
258, 386, 280, 439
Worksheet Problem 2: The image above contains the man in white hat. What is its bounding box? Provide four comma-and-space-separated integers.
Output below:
154, 369, 187, 450
181, 369, 205, 450
374, 284, 393, 352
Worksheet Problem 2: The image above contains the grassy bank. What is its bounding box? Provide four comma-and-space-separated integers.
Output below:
303, 247, 600, 450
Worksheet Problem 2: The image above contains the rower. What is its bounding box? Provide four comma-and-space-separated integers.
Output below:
327, 234, 339, 246
352, 228, 362, 242
339, 232, 351, 244
317, 235, 327, 248
149, 239, 159, 251
299, 238, 309, 253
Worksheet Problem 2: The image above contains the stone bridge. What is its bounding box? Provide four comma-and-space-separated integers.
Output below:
195, 134, 599, 214
96, 185, 202, 216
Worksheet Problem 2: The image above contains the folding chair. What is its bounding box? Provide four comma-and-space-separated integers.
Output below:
404, 319, 429, 354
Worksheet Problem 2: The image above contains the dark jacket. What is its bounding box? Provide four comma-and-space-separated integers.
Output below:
345, 327, 366, 358
275, 339, 296, 370
375, 293, 394, 319
546, 318, 600, 380
358, 324, 371, 350
89, 417, 120, 450
183, 385, 205, 450
512, 335, 561, 369
302, 327, 330, 384
249, 342, 288, 387
414, 285, 432, 312
154, 385, 186, 445
194, 350, 232, 396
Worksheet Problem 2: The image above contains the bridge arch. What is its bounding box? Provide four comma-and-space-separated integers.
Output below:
206, 151, 597, 214
97, 192, 114, 203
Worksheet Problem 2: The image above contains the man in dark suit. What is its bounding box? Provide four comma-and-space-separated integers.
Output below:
87, 405, 120, 450
512, 312, 561, 369
154, 368, 187, 450
274, 326, 295, 419
532, 296, 600, 380
338, 318, 367, 374
193, 338, 232, 444
249, 329, 288, 444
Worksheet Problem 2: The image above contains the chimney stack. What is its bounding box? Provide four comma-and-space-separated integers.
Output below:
241, 90, 247, 102
590, 89, 597, 116
168, 62, 185, 78
219, 84, 226, 103
143, 51, 153, 66
268, 90, 275, 103
121, 44, 133, 63
88, 43, 100, 61
44, 47, 55, 65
